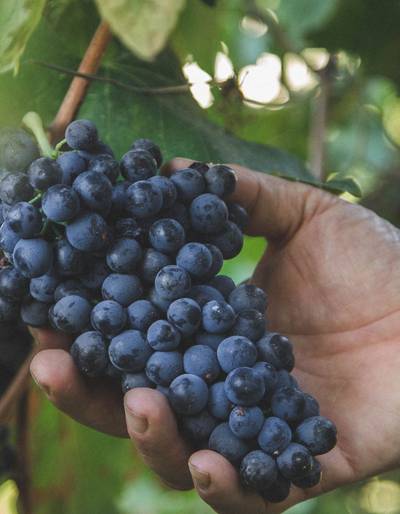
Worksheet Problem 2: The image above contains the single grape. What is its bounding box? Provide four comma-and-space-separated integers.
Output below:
120, 149, 157, 183
149, 218, 185, 255
257, 417, 292, 456
54, 239, 86, 277
176, 243, 212, 279
167, 297, 201, 336
276, 443, 314, 480
52, 294, 92, 333
217, 336, 257, 373
127, 300, 160, 332
205, 165, 236, 197
140, 248, 172, 284
239, 450, 278, 492
13, 238, 52, 278
70, 331, 108, 377
252, 361, 278, 392
73, 170, 112, 214
30, 270, 59, 303
171, 168, 205, 203
28, 157, 62, 191
229, 405, 264, 439
224, 367, 265, 406
65, 119, 98, 151
0, 128, 39, 172
256, 333, 294, 372
57, 151, 87, 185
190, 193, 228, 234
131, 138, 163, 167
91, 300, 127, 337
231, 309, 266, 342
0, 267, 28, 300
208, 381, 232, 420
106, 238, 142, 273
102, 273, 143, 306
202, 300, 236, 334
146, 351, 184, 386
228, 203, 249, 230
126, 180, 163, 219
122, 372, 154, 393
208, 275, 235, 299
294, 416, 337, 455
271, 387, 306, 422
109, 330, 152, 373
6, 202, 42, 237
291, 458, 321, 488
183, 345, 220, 384
66, 213, 110, 252
149, 176, 177, 209
229, 284, 267, 313
42, 185, 80, 222
147, 319, 181, 351
0, 173, 34, 205
20, 297, 49, 327
206, 221, 243, 259
181, 410, 218, 443
88, 154, 120, 184
208, 423, 250, 466
188, 285, 225, 307
154, 265, 191, 301
168, 373, 209, 415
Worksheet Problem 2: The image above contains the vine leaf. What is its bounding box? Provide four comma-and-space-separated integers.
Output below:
80, 45, 360, 196
95, 0, 186, 60
0, 0, 46, 74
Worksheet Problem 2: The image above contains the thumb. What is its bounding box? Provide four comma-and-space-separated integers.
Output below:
164, 158, 339, 243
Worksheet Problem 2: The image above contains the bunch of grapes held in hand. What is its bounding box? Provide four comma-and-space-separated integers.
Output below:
0, 119, 337, 502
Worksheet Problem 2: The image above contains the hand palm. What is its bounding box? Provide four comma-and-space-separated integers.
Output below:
256, 199, 400, 494
30, 163, 400, 513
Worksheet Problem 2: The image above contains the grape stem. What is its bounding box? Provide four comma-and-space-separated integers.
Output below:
22, 112, 55, 158
49, 22, 112, 145
28, 193, 42, 205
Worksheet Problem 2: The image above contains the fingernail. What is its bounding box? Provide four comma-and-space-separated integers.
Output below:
127, 412, 148, 434
189, 461, 211, 491
30, 371, 50, 396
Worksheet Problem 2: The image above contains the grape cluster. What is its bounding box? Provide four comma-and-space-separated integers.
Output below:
0, 119, 337, 502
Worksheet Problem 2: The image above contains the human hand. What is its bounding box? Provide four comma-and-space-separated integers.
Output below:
30, 159, 400, 513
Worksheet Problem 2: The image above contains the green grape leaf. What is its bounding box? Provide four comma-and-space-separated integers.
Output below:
80, 45, 313, 183
95, 0, 186, 61
0, 0, 46, 74
324, 173, 362, 198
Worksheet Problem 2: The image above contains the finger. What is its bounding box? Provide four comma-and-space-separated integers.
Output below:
188, 450, 309, 514
30, 349, 127, 437
124, 388, 193, 490
30, 327, 72, 351
164, 158, 338, 242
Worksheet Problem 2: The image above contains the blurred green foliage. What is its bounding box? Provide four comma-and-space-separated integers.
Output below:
1, 0, 400, 513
